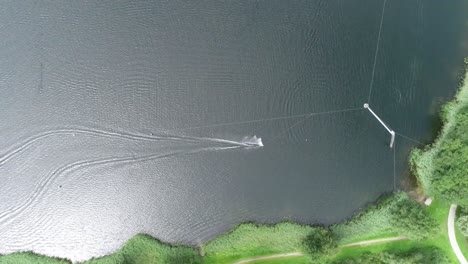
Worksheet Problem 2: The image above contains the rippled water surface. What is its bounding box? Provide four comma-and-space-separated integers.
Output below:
1, 0, 467, 261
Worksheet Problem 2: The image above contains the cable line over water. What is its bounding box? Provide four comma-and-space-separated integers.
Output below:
167, 106, 364, 133
395, 132, 424, 146
367, 0, 388, 104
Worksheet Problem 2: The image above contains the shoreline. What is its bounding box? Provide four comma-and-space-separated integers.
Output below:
3, 62, 468, 263
410, 59, 468, 194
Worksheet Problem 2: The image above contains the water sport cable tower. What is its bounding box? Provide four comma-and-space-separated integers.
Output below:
363, 103, 395, 148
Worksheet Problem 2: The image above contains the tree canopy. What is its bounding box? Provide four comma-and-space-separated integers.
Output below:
432, 106, 468, 206
389, 197, 438, 240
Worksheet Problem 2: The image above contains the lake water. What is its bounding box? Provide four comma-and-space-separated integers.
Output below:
0, 0, 467, 261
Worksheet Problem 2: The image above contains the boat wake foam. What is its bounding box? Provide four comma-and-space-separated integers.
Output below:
241, 135, 263, 147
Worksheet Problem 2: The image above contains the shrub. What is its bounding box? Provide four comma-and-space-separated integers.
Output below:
302, 228, 337, 260
431, 108, 468, 206
332, 193, 436, 243
457, 215, 468, 237
389, 197, 438, 240
333, 247, 450, 264
85, 234, 201, 264
410, 61, 468, 202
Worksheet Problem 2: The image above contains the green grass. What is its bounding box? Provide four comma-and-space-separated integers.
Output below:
331, 193, 404, 245
332, 242, 451, 263
455, 207, 468, 260
331, 197, 467, 264
418, 199, 459, 263
0, 252, 69, 264
338, 232, 400, 245
202, 222, 314, 264
334, 240, 434, 261
456, 227, 468, 260
249, 256, 310, 264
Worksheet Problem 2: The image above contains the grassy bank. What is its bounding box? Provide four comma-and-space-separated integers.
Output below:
0, 252, 69, 264
334, 198, 464, 264
0, 235, 201, 264
331, 194, 403, 244
85, 234, 201, 264
0, 193, 444, 264
202, 223, 315, 264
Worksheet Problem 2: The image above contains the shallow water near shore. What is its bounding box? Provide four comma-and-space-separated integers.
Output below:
0, 0, 467, 261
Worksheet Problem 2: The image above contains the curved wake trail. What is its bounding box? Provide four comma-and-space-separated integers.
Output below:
0, 145, 242, 225
0, 127, 262, 166
0, 127, 190, 166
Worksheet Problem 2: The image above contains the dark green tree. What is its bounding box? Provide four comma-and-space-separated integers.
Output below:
332, 247, 449, 264
457, 215, 468, 237
431, 107, 468, 206
302, 228, 337, 259
389, 198, 438, 240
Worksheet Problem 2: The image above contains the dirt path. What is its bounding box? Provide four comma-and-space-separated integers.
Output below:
340, 236, 406, 247
232, 252, 304, 264
448, 204, 468, 264
231, 236, 406, 263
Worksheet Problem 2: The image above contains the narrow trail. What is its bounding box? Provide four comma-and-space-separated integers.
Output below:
230, 236, 406, 264
340, 236, 406, 248
232, 252, 304, 264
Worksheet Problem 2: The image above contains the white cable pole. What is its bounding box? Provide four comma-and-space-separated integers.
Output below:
364, 103, 395, 148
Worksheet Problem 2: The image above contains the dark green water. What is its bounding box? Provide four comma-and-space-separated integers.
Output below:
0, 0, 467, 261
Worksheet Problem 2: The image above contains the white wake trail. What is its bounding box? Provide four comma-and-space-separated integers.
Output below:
0, 145, 243, 224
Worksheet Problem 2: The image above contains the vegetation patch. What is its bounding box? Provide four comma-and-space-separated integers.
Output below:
248, 256, 310, 264
84, 234, 200, 264
457, 215, 468, 237
331, 246, 449, 264
303, 228, 336, 256
0, 252, 69, 264
332, 192, 437, 243
202, 222, 320, 264
388, 196, 438, 240
410, 59, 468, 199
331, 194, 401, 244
